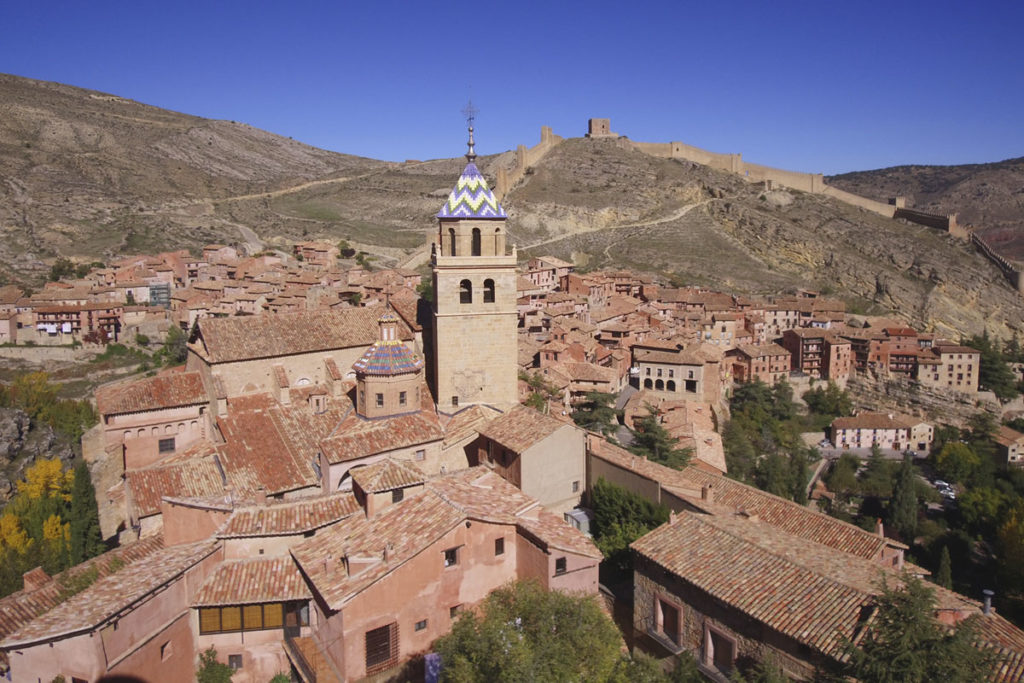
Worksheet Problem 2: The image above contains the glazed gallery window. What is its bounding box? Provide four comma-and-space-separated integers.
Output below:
158, 437, 175, 454
199, 601, 307, 634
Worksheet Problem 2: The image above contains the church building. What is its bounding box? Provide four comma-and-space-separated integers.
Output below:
429, 120, 519, 412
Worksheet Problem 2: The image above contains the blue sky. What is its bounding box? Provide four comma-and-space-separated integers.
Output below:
2, 0, 1022, 174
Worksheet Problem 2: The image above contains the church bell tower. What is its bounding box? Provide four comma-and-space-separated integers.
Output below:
430, 109, 518, 412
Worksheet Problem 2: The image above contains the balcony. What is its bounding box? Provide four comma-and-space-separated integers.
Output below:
284, 633, 343, 683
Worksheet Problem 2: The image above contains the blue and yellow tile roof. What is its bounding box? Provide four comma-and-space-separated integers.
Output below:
437, 162, 507, 219
352, 340, 424, 376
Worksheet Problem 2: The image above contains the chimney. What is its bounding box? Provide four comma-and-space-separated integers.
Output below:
255, 486, 267, 506
21, 567, 51, 592
701, 483, 714, 504
669, 511, 677, 524
983, 589, 994, 616
876, 518, 884, 538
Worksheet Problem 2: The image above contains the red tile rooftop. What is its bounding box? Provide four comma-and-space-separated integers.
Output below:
192, 556, 311, 607
478, 405, 569, 455
95, 371, 207, 416
218, 493, 361, 538
351, 458, 426, 494
0, 535, 166, 644
2, 539, 219, 647
190, 305, 411, 364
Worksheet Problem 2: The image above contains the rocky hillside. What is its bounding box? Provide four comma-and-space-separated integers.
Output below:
1, 73, 1022, 340
0, 73, 387, 282
828, 158, 1024, 259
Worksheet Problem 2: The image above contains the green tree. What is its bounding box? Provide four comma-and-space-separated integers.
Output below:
571, 391, 620, 436
435, 580, 623, 683
959, 486, 1010, 533
803, 381, 853, 427
965, 333, 1018, 401
997, 503, 1024, 593
889, 454, 918, 541
826, 453, 860, 502
416, 275, 434, 303
861, 445, 895, 499
790, 449, 809, 505
162, 325, 188, 365
68, 460, 103, 565
844, 574, 995, 683
757, 452, 792, 499
630, 408, 691, 470
590, 477, 669, 578
935, 546, 953, 590
932, 442, 981, 484
48, 257, 75, 282
197, 646, 234, 683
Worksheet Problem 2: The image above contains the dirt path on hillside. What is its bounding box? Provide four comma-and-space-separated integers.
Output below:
520, 199, 717, 253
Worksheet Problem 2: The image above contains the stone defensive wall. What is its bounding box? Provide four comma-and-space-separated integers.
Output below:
492, 119, 1020, 294
494, 126, 564, 200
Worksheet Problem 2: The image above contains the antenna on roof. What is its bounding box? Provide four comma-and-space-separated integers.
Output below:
461, 99, 478, 163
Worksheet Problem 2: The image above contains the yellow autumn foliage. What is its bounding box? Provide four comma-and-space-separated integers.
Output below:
0, 513, 32, 553
42, 514, 70, 543
21, 458, 74, 501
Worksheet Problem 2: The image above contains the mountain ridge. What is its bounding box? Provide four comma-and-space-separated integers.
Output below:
1, 72, 1022, 340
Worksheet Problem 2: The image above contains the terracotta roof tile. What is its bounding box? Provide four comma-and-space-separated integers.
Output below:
192, 557, 311, 606
192, 305, 411, 363
351, 458, 426, 493
126, 450, 226, 517
478, 405, 570, 454
2, 540, 219, 647
95, 371, 207, 416
0, 535, 165, 644
218, 493, 361, 538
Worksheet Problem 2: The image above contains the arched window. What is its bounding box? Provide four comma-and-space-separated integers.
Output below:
666, 380, 676, 392
448, 228, 456, 256
655, 379, 664, 391
471, 228, 481, 256
643, 378, 653, 389
483, 279, 495, 303
459, 279, 473, 304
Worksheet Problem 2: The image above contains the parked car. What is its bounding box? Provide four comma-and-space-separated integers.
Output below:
941, 488, 957, 500
934, 479, 950, 489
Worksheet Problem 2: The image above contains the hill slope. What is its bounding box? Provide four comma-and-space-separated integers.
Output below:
828, 158, 1024, 259
1, 73, 1021, 339
0, 73, 388, 280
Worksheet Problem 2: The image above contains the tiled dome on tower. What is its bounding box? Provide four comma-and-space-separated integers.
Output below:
436, 107, 506, 219
353, 310, 424, 419
436, 162, 507, 219
352, 311, 424, 377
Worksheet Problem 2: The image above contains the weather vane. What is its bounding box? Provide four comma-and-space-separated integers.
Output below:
461, 99, 478, 162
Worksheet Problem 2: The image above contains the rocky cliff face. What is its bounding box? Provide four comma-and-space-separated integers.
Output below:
0, 407, 75, 503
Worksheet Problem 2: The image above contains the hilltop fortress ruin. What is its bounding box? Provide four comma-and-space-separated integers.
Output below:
493, 119, 1023, 295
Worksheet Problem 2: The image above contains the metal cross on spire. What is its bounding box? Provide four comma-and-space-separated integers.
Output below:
461, 99, 478, 162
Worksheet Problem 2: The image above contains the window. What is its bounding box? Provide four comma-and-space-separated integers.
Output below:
572, 480, 580, 493
451, 395, 459, 407
495, 537, 505, 556
471, 228, 482, 256
228, 654, 243, 670
158, 437, 175, 454
365, 622, 399, 674
555, 557, 567, 575
443, 547, 459, 567
459, 279, 473, 304
483, 279, 495, 303
392, 488, 404, 503
448, 228, 456, 256
375, 393, 384, 408
199, 602, 295, 634
415, 449, 425, 461
415, 619, 428, 632
657, 598, 681, 646
399, 391, 407, 406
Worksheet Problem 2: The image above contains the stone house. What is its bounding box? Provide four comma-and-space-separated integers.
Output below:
995, 426, 1024, 468
729, 343, 791, 385
633, 346, 722, 404
830, 412, 933, 452
477, 405, 586, 515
